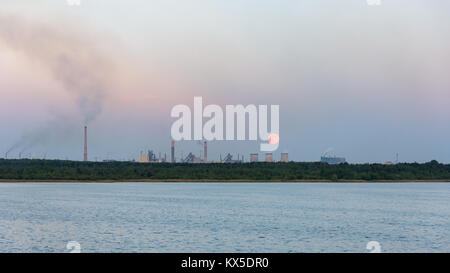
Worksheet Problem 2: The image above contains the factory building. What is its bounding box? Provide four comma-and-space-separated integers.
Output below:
139, 150, 160, 163
250, 153, 258, 162
320, 156, 346, 164
139, 151, 149, 163
182, 152, 202, 163
171, 141, 175, 163
265, 153, 273, 163
221, 153, 242, 163
280, 153, 288, 162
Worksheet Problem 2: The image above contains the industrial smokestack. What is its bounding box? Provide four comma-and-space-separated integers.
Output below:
84, 126, 88, 161
204, 141, 207, 163
171, 140, 175, 163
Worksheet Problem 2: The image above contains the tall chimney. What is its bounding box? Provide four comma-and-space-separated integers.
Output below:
84, 126, 88, 162
171, 140, 175, 163
203, 141, 207, 163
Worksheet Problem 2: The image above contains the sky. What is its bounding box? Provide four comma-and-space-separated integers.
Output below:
0, 0, 449, 163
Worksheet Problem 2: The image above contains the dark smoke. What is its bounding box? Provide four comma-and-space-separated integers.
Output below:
5, 115, 80, 157
0, 14, 116, 155
0, 14, 114, 124
53, 54, 108, 124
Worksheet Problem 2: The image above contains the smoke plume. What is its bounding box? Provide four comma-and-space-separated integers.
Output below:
0, 14, 116, 156
5, 114, 80, 158
0, 14, 114, 124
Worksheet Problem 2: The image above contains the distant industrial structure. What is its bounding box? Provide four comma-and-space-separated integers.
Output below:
171, 140, 175, 163
321, 150, 346, 164
137, 141, 291, 164
139, 152, 148, 163
82, 127, 298, 164
182, 152, 201, 163
248, 152, 289, 163
221, 153, 242, 163
3, 124, 379, 165
139, 150, 166, 163
11, 125, 299, 163
385, 153, 400, 165
83, 126, 88, 162
321, 156, 346, 164
250, 153, 258, 162
203, 141, 207, 163
139, 140, 209, 164
7, 127, 409, 165
281, 153, 288, 163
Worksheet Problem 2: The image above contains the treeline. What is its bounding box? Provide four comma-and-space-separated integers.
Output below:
0, 159, 449, 181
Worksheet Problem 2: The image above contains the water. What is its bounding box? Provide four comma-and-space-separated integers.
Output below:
0, 182, 449, 253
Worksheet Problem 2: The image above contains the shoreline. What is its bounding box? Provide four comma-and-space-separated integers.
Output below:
1, 179, 449, 183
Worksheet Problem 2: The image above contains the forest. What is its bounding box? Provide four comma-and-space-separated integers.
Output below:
0, 159, 449, 181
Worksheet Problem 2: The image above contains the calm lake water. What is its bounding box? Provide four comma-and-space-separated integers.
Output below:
0, 182, 449, 253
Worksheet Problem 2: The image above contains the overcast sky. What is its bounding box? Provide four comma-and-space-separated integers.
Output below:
0, 0, 449, 163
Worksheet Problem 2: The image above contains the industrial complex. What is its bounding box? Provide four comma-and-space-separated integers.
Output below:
3, 125, 374, 165
137, 140, 290, 164
319, 149, 347, 164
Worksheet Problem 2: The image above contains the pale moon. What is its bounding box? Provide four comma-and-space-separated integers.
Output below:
268, 133, 279, 144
